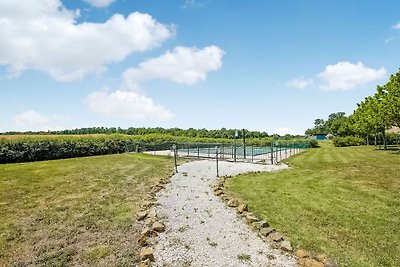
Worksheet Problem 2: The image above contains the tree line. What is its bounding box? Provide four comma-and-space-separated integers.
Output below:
1, 127, 305, 140
306, 69, 400, 148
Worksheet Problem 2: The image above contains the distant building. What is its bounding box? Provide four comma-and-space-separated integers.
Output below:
307, 134, 328, 140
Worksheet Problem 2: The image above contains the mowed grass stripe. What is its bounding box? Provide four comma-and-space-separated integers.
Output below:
226, 141, 400, 267
0, 153, 175, 267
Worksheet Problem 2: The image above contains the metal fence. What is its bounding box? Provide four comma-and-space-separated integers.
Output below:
143, 142, 310, 164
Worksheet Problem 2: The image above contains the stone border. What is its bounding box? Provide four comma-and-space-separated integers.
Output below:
135, 172, 175, 267
213, 175, 337, 267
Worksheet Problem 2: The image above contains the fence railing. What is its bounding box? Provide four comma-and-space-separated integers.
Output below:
143, 142, 311, 164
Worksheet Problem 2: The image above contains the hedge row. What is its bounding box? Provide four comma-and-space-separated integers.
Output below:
0, 134, 316, 164
332, 136, 366, 147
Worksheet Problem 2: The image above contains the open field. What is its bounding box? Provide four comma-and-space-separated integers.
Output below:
225, 141, 400, 266
0, 153, 175, 266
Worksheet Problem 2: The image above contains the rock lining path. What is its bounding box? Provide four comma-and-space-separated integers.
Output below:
153, 160, 297, 267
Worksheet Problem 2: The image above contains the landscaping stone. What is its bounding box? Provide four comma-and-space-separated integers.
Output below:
245, 214, 259, 223
237, 203, 248, 213
152, 222, 165, 232
269, 232, 284, 242
137, 211, 147, 221
147, 207, 157, 219
140, 247, 155, 261
298, 258, 324, 267
141, 227, 157, 238
139, 259, 151, 267
259, 227, 274, 237
138, 235, 148, 247
227, 198, 239, 207
213, 186, 221, 192
214, 189, 223, 196
280, 240, 292, 252
295, 249, 311, 258
258, 220, 269, 228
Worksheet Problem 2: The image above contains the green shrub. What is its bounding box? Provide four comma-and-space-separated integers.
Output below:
333, 136, 366, 147
0, 134, 315, 163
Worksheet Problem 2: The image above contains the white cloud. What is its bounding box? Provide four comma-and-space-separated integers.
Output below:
12, 110, 65, 131
317, 61, 386, 91
392, 23, 400, 30
122, 46, 224, 86
384, 37, 396, 44
272, 127, 298, 136
87, 45, 224, 121
286, 77, 313, 89
86, 89, 173, 120
181, 0, 204, 9
0, 0, 174, 81
82, 0, 116, 8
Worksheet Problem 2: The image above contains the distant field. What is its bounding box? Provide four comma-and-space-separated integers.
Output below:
226, 141, 400, 267
0, 153, 175, 266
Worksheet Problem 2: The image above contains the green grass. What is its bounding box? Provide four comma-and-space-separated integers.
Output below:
226, 141, 400, 267
0, 153, 175, 266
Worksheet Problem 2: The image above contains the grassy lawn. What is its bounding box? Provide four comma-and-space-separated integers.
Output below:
0, 153, 175, 267
225, 141, 400, 267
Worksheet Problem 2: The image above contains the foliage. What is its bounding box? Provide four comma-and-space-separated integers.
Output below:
226, 142, 400, 267
1, 127, 274, 139
0, 134, 316, 164
332, 136, 366, 147
306, 69, 400, 150
305, 112, 351, 136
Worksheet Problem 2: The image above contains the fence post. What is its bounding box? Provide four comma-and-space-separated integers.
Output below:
271, 143, 274, 164
285, 144, 287, 159
234, 141, 237, 162
197, 144, 200, 159
216, 146, 219, 177
172, 144, 178, 173
251, 146, 254, 162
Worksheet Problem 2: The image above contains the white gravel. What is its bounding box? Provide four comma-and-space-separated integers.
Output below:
153, 160, 297, 267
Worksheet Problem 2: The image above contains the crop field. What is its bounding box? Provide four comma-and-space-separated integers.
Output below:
0, 153, 175, 266
226, 141, 400, 267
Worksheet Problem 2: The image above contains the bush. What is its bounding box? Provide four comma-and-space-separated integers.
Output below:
0, 134, 315, 164
333, 136, 366, 147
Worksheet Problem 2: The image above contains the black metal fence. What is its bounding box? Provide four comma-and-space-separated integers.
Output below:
143, 142, 311, 164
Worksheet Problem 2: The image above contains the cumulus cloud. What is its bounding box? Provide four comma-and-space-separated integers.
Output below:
286, 77, 313, 89
12, 110, 65, 131
393, 23, 400, 30
87, 45, 224, 121
0, 0, 174, 81
82, 0, 116, 8
272, 127, 298, 136
317, 61, 386, 91
87, 89, 173, 120
122, 46, 224, 86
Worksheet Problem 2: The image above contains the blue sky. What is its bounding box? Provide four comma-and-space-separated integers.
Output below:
1, 0, 399, 135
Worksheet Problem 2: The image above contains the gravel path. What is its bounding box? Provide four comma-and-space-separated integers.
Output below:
153, 160, 297, 267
